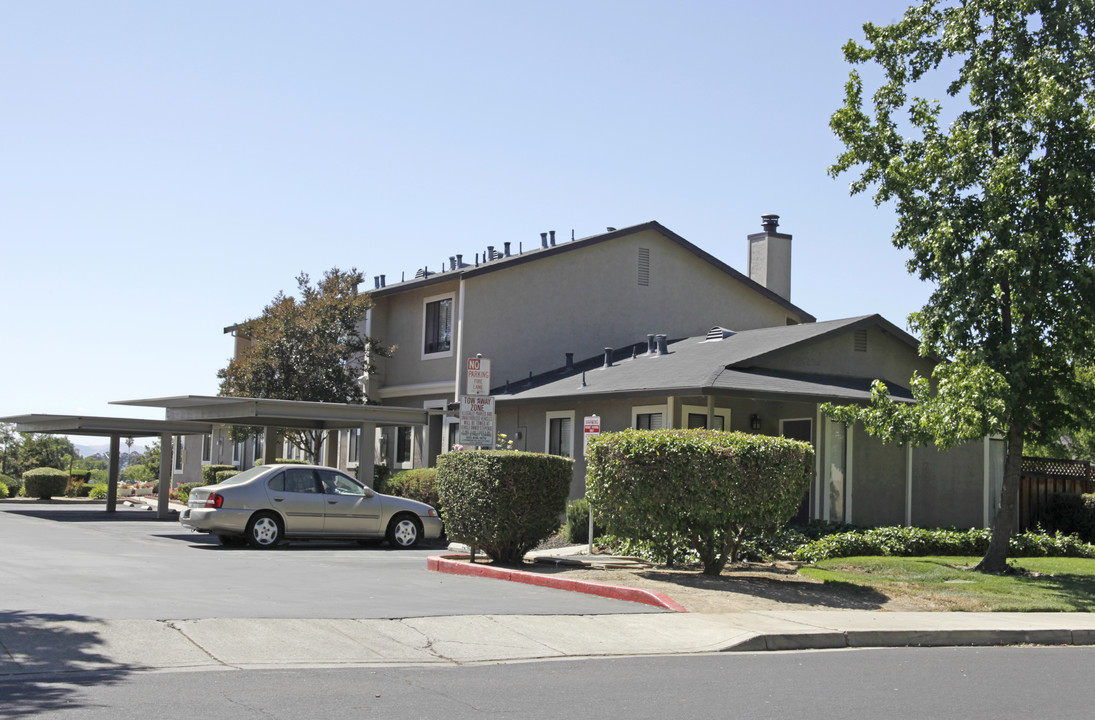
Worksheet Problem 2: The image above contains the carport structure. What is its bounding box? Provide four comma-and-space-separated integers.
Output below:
113, 394, 437, 483
6, 396, 439, 521
1, 414, 213, 517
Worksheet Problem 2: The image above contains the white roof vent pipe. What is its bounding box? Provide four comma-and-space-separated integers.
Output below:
646, 334, 656, 355
656, 334, 669, 356
540, 232, 549, 249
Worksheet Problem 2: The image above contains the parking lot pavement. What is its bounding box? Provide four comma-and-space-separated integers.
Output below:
0, 502, 660, 620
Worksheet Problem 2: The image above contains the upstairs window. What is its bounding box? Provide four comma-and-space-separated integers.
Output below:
423, 294, 454, 357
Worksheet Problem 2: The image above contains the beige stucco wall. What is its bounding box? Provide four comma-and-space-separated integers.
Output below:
461, 229, 805, 391
757, 325, 933, 388
368, 228, 808, 402
368, 278, 461, 392
910, 441, 984, 529
851, 432, 907, 527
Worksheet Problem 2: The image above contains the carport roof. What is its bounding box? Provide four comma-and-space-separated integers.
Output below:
111, 395, 437, 429
1, 413, 214, 437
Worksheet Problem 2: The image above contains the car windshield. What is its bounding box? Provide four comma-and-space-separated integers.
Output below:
215, 465, 273, 487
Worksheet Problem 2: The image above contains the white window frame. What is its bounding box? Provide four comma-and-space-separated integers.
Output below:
681, 404, 731, 431
421, 292, 455, 360
545, 410, 575, 458
201, 434, 212, 464
631, 404, 668, 430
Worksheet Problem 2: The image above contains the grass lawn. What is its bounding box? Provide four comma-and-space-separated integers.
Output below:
799, 556, 1095, 612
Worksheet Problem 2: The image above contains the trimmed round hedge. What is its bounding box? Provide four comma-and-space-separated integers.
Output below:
437, 450, 572, 565
23, 467, 70, 500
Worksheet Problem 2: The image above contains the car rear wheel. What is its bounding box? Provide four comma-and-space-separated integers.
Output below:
246, 512, 284, 549
386, 514, 423, 549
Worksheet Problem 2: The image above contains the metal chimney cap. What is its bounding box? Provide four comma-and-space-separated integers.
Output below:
761, 214, 780, 231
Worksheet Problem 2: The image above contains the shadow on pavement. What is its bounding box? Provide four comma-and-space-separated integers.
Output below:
3, 508, 175, 523
0, 611, 137, 717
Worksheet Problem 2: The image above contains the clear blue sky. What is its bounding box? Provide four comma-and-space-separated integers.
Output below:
1, 0, 929, 437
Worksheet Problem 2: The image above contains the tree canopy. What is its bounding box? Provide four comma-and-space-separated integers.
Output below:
828, 0, 1095, 571
217, 268, 387, 462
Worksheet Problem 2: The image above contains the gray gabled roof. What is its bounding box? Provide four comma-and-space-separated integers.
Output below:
493, 315, 919, 404
367, 221, 816, 323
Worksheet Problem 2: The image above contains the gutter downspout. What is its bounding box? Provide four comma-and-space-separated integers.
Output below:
453, 276, 467, 405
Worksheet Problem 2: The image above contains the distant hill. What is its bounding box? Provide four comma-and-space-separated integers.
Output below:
75, 441, 148, 457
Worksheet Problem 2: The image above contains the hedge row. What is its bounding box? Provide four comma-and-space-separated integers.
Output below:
794, 526, 1095, 562
386, 468, 441, 516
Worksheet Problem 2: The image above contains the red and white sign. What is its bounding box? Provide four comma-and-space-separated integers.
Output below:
459, 395, 496, 447
583, 415, 600, 456
466, 357, 492, 396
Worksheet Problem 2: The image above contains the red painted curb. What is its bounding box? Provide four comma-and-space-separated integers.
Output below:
427, 554, 688, 612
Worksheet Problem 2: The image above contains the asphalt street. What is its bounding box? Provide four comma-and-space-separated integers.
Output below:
6, 646, 1095, 719
0, 502, 660, 619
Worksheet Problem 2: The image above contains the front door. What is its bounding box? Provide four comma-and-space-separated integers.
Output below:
318, 469, 383, 536
781, 419, 813, 524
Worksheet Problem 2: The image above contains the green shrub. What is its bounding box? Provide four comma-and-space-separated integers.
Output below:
23, 467, 71, 500
0, 473, 21, 497
793, 526, 1095, 562
121, 464, 154, 485
88, 483, 109, 500
274, 458, 308, 465
201, 464, 237, 485
176, 482, 201, 504
214, 469, 242, 483
75, 482, 93, 497
586, 429, 813, 575
564, 497, 605, 544
387, 468, 440, 511
437, 450, 572, 565
1040, 493, 1095, 543
0, 482, 7, 499
368, 464, 391, 493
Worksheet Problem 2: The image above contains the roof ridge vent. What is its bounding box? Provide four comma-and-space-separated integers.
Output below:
705, 326, 737, 341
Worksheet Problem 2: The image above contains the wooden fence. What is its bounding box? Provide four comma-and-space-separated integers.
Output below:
1017, 457, 1095, 531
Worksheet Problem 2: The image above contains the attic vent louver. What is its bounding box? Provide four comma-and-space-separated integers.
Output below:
638, 248, 650, 286
854, 328, 868, 352
705, 327, 736, 342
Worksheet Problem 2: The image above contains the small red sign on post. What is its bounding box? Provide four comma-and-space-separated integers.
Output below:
466, 357, 491, 396
583, 415, 600, 457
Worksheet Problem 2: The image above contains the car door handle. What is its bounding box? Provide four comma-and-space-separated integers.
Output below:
328, 500, 338, 504
273, 497, 284, 502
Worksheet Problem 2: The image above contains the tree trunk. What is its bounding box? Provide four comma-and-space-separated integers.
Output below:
975, 421, 1024, 573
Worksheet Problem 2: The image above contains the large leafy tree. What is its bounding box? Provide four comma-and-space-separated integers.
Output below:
828, 0, 1095, 572
217, 268, 388, 462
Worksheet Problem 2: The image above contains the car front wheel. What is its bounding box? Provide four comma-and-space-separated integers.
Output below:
246, 512, 284, 549
386, 515, 423, 549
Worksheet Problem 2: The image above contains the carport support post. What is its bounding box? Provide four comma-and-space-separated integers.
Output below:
359, 422, 376, 487
157, 431, 173, 519
106, 434, 120, 513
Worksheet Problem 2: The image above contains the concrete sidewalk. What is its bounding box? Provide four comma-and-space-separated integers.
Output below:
3, 610, 1095, 677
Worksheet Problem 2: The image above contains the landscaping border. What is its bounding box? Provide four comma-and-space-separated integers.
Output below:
427, 554, 688, 612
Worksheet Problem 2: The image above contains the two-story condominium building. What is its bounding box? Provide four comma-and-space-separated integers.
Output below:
190, 214, 1000, 529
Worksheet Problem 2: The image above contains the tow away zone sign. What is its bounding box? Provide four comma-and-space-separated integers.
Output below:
459, 395, 496, 447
